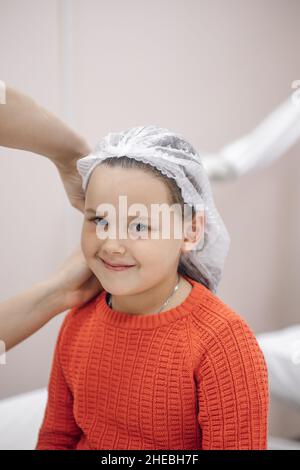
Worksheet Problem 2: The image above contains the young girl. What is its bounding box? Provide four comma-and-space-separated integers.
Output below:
35, 125, 269, 450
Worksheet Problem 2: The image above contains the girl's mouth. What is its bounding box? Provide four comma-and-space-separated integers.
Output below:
99, 258, 136, 272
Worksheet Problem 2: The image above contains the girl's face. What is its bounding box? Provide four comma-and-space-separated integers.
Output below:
81, 165, 203, 297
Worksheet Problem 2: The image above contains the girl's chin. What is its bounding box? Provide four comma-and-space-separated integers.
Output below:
97, 275, 136, 292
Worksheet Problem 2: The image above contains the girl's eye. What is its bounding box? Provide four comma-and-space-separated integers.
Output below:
129, 222, 148, 232
91, 217, 107, 227
90, 218, 149, 233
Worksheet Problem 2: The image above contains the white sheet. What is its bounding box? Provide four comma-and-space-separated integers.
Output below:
0, 387, 47, 450
257, 324, 300, 408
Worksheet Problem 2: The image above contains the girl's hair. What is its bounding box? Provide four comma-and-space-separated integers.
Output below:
100, 155, 210, 289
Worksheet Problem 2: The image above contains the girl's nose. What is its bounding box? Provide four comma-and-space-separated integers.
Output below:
101, 237, 127, 255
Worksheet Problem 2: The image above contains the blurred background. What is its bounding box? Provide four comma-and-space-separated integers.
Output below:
0, 0, 300, 449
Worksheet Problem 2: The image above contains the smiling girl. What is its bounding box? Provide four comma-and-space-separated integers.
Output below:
36, 125, 269, 450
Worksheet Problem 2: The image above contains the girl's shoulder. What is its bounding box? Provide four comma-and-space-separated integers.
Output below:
56, 293, 101, 345
192, 282, 254, 337
189, 282, 265, 368
187, 276, 248, 329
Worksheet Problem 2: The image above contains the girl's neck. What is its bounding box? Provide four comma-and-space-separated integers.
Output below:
107, 273, 192, 316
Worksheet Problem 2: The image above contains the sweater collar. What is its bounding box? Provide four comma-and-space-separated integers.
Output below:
95, 274, 208, 329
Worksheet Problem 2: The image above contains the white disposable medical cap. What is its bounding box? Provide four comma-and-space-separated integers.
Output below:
76, 125, 230, 294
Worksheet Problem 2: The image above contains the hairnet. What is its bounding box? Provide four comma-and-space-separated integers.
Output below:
76, 125, 230, 294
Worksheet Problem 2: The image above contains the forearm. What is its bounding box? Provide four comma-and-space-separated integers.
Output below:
0, 277, 66, 352
0, 84, 89, 166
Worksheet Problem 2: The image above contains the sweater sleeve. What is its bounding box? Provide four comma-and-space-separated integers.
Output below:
195, 317, 270, 450
35, 309, 82, 450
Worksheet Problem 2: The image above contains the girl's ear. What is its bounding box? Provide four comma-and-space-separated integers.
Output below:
181, 211, 205, 254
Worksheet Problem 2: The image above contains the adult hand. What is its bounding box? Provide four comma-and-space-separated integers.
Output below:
49, 245, 104, 311
0, 83, 91, 213
54, 157, 88, 214
0, 246, 103, 352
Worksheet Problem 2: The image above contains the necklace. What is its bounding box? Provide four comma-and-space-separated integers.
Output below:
107, 274, 181, 313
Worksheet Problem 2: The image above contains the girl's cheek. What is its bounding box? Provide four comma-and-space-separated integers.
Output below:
135, 239, 160, 261
82, 221, 97, 237
81, 222, 98, 254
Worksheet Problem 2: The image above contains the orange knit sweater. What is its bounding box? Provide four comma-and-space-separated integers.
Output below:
36, 275, 269, 450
